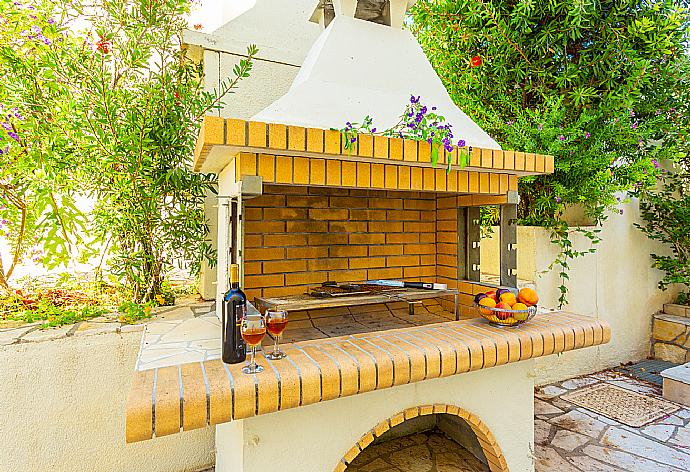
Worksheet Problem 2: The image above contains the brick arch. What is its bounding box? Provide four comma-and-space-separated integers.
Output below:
333, 404, 509, 472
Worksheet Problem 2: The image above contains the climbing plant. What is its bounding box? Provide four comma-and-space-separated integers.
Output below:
411, 0, 690, 304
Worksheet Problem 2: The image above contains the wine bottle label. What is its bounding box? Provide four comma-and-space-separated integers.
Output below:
235, 304, 247, 325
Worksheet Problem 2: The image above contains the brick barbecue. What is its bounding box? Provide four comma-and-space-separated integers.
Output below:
125, 3, 610, 471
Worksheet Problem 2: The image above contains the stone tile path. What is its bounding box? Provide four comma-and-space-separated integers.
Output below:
535, 370, 690, 472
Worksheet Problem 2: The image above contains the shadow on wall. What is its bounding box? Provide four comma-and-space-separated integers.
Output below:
481, 199, 678, 384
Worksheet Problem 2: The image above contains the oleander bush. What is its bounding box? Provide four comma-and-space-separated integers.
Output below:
0, 0, 256, 303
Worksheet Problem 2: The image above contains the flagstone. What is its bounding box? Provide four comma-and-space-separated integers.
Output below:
535, 445, 579, 472
582, 444, 685, 472
670, 425, 690, 447
676, 409, 690, 420
0, 325, 37, 345
551, 429, 590, 451
536, 385, 567, 399
567, 454, 624, 472
388, 444, 433, 471
534, 418, 552, 445
561, 377, 600, 389
549, 398, 574, 411
601, 426, 690, 470
550, 409, 608, 438
662, 415, 686, 426
534, 398, 564, 416
20, 325, 72, 342
641, 423, 676, 441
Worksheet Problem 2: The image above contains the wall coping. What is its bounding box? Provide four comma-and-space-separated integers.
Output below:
193, 116, 555, 177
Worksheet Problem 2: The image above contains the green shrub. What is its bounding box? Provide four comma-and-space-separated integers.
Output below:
636, 165, 690, 304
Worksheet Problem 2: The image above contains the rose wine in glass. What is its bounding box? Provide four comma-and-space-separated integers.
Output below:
266, 309, 288, 360
241, 315, 266, 374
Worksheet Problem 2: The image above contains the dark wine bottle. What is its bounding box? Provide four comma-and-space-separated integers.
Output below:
222, 263, 247, 364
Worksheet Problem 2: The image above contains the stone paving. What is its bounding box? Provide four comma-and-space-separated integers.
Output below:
0, 298, 210, 347
534, 370, 690, 472
346, 429, 488, 472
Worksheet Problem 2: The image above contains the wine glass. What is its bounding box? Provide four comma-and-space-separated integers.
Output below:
240, 315, 266, 374
265, 309, 288, 360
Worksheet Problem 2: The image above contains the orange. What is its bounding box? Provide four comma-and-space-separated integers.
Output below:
499, 292, 517, 306
478, 297, 496, 315
518, 287, 539, 306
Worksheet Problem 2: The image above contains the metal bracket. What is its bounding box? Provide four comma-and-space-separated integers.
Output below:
408, 300, 423, 316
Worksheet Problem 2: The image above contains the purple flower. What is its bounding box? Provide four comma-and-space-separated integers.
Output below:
410, 95, 420, 104
630, 110, 635, 117
371, 128, 376, 133
651, 159, 660, 169
537, 124, 544, 131
619, 209, 624, 215
558, 135, 565, 141
415, 114, 423, 123
420, 106, 427, 115
585, 131, 591, 139
457, 139, 466, 147
506, 120, 514, 126
655, 109, 662, 116
47, 18, 55, 24
555, 196, 561, 203
345, 121, 352, 130
1, 122, 11, 131
427, 138, 433, 144
7, 131, 19, 141
350, 137, 357, 143
432, 106, 437, 111
631, 122, 638, 129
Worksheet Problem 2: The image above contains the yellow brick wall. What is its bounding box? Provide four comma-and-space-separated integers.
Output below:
243, 185, 442, 301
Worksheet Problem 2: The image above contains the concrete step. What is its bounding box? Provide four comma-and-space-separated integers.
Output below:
661, 363, 690, 407
663, 303, 690, 318
652, 313, 690, 363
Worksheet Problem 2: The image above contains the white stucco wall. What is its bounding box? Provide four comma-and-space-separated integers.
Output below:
523, 200, 676, 384
0, 331, 214, 472
217, 361, 536, 472
479, 226, 537, 282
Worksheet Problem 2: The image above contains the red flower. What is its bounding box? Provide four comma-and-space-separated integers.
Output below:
174, 91, 180, 99
96, 37, 110, 54
193, 24, 203, 31
471, 55, 482, 67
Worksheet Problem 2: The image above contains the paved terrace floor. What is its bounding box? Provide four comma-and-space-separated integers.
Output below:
199, 370, 690, 472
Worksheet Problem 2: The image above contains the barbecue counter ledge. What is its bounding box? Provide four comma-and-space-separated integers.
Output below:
125, 309, 610, 443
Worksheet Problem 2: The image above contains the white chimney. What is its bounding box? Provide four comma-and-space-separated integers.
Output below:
252, 0, 501, 150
